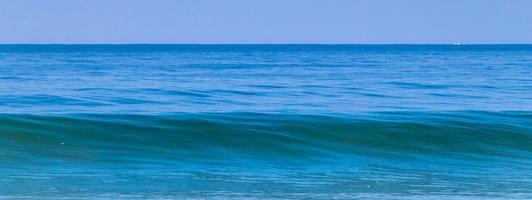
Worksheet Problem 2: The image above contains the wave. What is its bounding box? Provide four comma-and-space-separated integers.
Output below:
1, 111, 531, 199
1, 111, 530, 168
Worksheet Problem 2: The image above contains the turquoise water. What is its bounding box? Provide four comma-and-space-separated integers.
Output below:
0, 45, 531, 199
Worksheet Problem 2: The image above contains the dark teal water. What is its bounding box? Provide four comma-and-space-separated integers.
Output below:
0, 45, 531, 199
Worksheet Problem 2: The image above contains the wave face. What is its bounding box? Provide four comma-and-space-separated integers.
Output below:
1, 112, 531, 199
1, 45, 532, 199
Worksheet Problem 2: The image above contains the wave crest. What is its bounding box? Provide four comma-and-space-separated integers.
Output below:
1, 112, 531, 167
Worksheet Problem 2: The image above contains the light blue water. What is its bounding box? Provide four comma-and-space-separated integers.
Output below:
0, 45, 531, 199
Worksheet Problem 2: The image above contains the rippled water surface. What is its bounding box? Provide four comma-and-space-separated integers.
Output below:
0, 45, 531, 199
1, 45, 531, 113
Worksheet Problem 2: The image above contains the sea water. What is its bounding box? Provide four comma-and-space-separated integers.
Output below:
0, 45, 531, 199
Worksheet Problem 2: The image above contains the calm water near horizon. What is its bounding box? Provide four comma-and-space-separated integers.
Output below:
0, 45, 531, 199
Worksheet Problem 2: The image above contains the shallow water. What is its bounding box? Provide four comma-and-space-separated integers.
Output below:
0, 45, 531, 199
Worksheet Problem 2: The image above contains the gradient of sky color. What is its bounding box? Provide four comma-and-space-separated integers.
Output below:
1, 0, 531, 44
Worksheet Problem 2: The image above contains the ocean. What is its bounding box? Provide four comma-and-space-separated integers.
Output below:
0, 45, 531, 199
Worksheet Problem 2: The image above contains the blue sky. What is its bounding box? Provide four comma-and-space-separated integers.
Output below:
1, 0, 531, 44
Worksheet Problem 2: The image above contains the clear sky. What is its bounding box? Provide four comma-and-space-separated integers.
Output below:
1, 0, 531, 44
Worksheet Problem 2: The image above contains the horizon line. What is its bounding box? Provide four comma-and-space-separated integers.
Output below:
1, 43, 532, 45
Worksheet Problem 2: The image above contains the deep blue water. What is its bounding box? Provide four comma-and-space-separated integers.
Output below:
0, 45, 531, 199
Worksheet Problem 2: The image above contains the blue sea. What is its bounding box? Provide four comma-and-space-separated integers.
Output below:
0, 45, 531, 199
